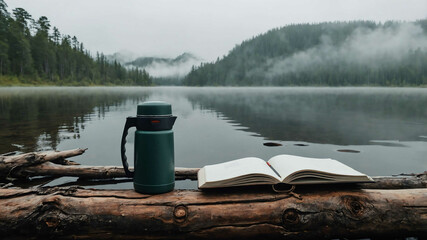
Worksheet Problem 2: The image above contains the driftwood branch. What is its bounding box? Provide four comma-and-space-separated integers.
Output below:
360, 173, 427, 189
0, 186, 425, 239
14, 163, 199, 180
12, 163, 427, 189
2, 148, 197, 181
0, 148, 86, 179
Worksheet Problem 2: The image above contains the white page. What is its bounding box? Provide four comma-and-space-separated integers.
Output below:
204, 157, 280, 183
267, 154, 367, 182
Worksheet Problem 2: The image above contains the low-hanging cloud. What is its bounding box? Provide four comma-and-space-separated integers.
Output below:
141, 58, 203, 78
263, 22, 427, 78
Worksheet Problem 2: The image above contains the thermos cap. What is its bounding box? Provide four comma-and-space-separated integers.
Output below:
137, 101, 172, 116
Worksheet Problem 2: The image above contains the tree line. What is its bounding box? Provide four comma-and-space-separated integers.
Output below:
0, 0, 151, 86
184, 20, 427, 86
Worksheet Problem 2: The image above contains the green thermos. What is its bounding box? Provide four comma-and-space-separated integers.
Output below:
121, 101, 177, 194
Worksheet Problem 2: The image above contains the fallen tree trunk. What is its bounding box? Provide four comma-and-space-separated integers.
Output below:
12, 163, 427, 188
0, 187, 426, 239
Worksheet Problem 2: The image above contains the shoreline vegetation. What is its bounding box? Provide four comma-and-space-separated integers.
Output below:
0, 80, 426, 88
0, 75, 150, 87
1, 78, 425, 88
1, 81, 427, 87
1, 0, 426, 87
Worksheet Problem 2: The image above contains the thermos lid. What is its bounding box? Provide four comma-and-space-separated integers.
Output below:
137, 101, 172, 116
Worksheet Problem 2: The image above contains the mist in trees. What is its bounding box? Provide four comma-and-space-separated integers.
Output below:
184, 20, 427, 86
0, 0, 151, 86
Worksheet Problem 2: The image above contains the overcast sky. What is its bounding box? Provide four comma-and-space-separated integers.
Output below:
6, 0, 427, 61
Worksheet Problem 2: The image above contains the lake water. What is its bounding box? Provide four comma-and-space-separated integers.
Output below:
1, 87, 426, 189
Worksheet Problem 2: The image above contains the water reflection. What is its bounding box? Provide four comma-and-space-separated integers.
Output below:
186, 87, 427, 145
0, 87, 426, 183
1, 87, 427, 153
0, 87, 149, 153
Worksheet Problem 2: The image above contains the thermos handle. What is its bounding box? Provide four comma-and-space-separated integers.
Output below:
121, 117, 137, 178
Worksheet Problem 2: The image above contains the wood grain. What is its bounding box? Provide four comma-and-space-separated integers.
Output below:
0, 186, 426, 239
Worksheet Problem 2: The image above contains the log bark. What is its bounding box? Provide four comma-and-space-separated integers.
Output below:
12, 163, 427, 188
0, 148, 86, 179
360, 172, 427, 189
0, 187, 426, 239
14, 162, 199, 180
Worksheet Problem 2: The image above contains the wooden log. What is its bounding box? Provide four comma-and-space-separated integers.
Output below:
0, 187, 426, 239
360, 172, 427, 189
12, 163, 427, 189
0, 148, 86, 179
14, 163, 199, 180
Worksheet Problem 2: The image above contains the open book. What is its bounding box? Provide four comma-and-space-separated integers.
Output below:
198, 154, 374, 189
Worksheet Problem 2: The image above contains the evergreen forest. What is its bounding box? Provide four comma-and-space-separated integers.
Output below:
184, 20, 427, 86
1, 0, 426, 87
0, 0, 151, 86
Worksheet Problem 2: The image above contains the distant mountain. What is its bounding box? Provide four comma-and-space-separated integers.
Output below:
127, 53, 200, 68
126, 53, 203, 78
106, 51, 136, 64
184, 20, 427, 86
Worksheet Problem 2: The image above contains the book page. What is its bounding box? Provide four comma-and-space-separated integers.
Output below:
267, 154, 368, 182
203, 157, 280, 183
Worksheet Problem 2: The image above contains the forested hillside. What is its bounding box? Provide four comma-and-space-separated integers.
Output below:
184, 20, 427, 86
0, 0, 151, 86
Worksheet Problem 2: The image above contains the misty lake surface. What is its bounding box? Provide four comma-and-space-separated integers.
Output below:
1, 87, 426, 189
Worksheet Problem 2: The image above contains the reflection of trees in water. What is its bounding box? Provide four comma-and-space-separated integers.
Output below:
0, 88, 149, 153
187, 88, 427, 145
2, 87, 426, 154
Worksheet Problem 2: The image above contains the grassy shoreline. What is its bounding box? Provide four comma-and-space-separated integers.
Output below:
0, 75, 148, 87
1, 75, 426, 88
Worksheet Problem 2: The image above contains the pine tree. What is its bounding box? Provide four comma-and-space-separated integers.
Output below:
0, 0, 10, 75
31, 16, 52, 77
9, 8, 33, 76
